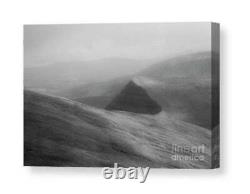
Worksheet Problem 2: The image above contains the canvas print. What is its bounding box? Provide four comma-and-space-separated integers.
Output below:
24, 22, 220, 168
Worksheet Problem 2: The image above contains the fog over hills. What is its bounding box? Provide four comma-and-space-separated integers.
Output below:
24, 90, 211, 168
24, 58, 154, 95
24, 51, 216, 129
58, 52, 215, 129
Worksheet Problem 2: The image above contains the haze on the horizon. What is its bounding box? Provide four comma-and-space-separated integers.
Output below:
24, 23, 211, 67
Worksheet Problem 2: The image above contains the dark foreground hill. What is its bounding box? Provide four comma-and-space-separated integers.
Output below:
24, 90, 212, 168
106, 81, 161, 114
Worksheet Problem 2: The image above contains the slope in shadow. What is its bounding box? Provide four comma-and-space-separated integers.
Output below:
24, 90, 211, 168
105, 81, 162, 114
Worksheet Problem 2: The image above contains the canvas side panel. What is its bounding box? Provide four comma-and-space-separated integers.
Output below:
211, 23, 220, 168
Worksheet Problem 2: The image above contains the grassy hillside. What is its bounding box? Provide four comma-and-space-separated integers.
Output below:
24, 90, 211, 168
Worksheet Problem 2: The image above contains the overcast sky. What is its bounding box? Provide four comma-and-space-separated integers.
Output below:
24, 23, 211, 67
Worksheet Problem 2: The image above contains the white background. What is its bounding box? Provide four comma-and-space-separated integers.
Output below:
0, 0, 249, 193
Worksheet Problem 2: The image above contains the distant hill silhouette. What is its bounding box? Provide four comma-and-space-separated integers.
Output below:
106, 81, 161, 114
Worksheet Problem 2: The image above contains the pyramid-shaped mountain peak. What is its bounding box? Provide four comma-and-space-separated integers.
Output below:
105, 80, 162, 114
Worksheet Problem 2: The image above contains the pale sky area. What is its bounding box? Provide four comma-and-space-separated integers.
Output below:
24, 23, 211, 67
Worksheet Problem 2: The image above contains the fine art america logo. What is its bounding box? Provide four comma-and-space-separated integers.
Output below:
171, 144, 206, 161
102, 144, 205, 182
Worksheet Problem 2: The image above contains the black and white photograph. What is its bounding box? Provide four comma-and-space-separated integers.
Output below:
24, 22, 219, 168
4, 0, 250, 193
